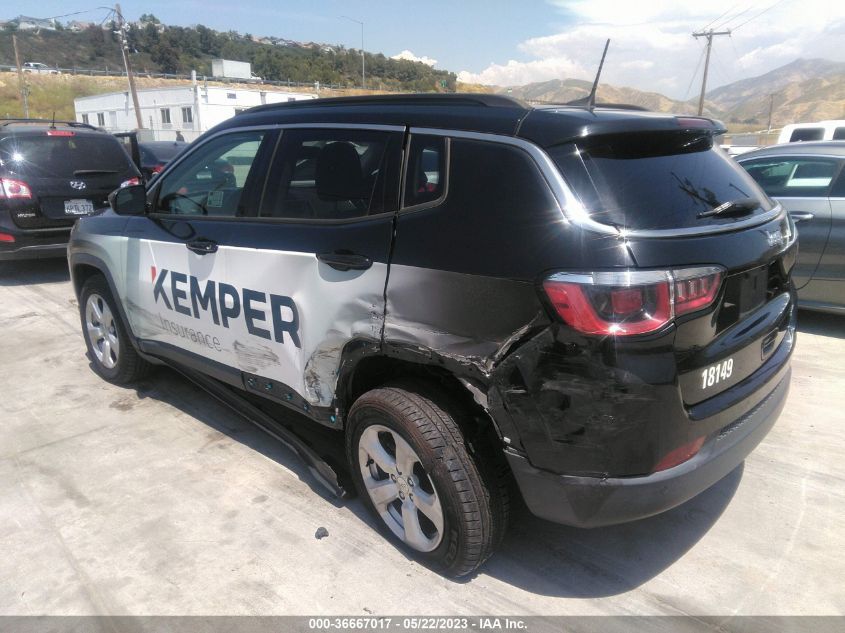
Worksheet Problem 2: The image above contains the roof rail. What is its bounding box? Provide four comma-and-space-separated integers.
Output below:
246, 92, 529, 114
0, 118, 100, 130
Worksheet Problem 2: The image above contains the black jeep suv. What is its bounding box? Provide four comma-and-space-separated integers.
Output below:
68, 94, 796, 576
0, 119, 141, 260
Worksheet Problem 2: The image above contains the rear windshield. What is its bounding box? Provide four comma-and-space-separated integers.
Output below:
142, 142, 185, 162
548, 131, 773, 231
0, 133, 135, 179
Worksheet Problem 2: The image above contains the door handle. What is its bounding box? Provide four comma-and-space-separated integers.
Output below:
316, 251, 372, 271
186, 238, 218, 255
789, 211, 815, 223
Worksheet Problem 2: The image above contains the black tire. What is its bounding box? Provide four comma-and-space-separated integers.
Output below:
346, 381, 508, 577
79, 274, 151, 385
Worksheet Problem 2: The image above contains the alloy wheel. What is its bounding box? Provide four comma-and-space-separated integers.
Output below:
85, 293, 120, 369
358, 424, 445, 552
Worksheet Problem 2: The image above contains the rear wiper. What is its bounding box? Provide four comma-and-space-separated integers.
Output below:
73, 169, 119, 176
697, 197, 759, 219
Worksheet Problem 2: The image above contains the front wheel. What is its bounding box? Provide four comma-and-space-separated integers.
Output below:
347, 383, 506, 577
79, 274, 151, 384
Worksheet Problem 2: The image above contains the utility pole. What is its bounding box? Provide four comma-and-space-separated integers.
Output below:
12, 35, 29, 118
766, 93, 777, 133
692, 28, 731, 116
114, 4, 144, 129
341, 16, 365, 90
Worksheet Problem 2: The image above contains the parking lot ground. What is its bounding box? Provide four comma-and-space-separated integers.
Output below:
1, 259, 844, 617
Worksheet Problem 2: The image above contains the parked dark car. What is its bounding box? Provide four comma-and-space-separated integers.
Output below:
68, 94, 797, 576
738, 142, 845, 314
114, 133, 188, 183
0, 119, 141, 261
138, 141, 188, 181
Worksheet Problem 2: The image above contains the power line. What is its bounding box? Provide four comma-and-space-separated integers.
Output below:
713, 4, 754, 31
683, 43, 707, 102
698, 3, 743, 32
709, 43, 734, 87
42, 7, 114, 21
731, 0, 788, 31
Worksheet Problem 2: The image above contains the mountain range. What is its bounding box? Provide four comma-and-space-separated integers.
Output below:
494, 58, 845, 129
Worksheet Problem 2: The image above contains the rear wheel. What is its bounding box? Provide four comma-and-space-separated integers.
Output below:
80, 275, 151, 384
347, 382, 507, 577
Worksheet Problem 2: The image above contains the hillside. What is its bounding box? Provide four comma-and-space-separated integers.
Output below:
0, 71, 395, 121
497, 78, 722, 118
494, 59, 845, 131
704, 58, 845, 127
0, 17, 455, 92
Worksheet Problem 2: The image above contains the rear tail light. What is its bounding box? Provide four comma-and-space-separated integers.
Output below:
120, 177, 141, 188
46, 129, 75, 136
543, 266, 723, 336
0, 178, 33, 200
0, 232, 15, 243
152, 164, 166, 174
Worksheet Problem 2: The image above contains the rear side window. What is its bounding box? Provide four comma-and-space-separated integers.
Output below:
154, 130, 268, 217
548, 131, 773, 231
260, 128, 401, 221
0, 133, 135, 179
833, 127, 845, 141
741, 157, 841, 198
404, 135, 447, 208
789, 128, 824, 142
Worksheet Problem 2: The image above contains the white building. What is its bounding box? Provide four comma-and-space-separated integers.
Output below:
74, 85, 317, 141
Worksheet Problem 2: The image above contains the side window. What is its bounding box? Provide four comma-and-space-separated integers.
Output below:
404, 135, 447, 208
154, 130, 268, 217
742, 157, 840, 198
260, 128, 401, 220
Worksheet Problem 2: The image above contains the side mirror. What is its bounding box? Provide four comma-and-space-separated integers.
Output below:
109, 184, 147, 216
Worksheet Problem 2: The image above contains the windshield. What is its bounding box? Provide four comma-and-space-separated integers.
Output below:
548, 131, 774, 231
0, 134, 135, 179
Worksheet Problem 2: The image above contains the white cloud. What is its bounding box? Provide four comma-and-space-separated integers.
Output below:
457, 0, 845, 98
391, 50, 438, 67
620, 60, 655, 70
458, 57, 585, 86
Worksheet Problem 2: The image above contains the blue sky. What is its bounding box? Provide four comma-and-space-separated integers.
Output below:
9, 1, 845, 98
15, 0, 561, 73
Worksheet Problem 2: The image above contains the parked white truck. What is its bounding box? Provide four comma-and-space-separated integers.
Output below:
778, 120, 845, 143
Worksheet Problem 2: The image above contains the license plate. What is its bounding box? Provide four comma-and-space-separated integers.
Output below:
64, 199, 94, 216
700, 358, 734, 391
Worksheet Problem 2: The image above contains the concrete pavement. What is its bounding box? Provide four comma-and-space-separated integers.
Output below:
0, 259, 843, 616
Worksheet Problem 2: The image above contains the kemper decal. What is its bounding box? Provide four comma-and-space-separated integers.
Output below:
150, 266, 301, 348
122, 238, 389, 408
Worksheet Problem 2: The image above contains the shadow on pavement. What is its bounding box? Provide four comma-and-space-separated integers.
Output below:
0, 258, 70, 286
797, 309, 845, 340
95, 363, 349, 509
483, 463, 742, 597
87, 357, 741, 595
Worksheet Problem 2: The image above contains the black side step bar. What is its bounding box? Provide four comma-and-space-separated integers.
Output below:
172, 364, 348, 500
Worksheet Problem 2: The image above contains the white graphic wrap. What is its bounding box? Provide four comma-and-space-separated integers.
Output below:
124, 239, 386, 406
